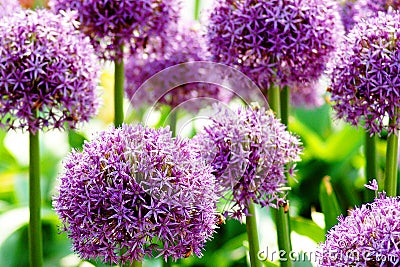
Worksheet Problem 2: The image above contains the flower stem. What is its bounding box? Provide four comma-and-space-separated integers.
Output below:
194, 0, 201, 20
364, 133, 377, 202
280, 85, 290, 126
130, 261, 142, 267
267, 84, 281, 118
246, 201, 262, 267
268, 84, 293, 267
384, 119, 399, 196
163, 259, 172, 267
114, 50, 125, 127
169, 111, 178, 137
29, 130, 43, 267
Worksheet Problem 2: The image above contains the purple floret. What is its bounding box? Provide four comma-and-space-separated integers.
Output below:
50, 0, 180, 61
206, 0, 343, 107
0, 9, 99, 133
317, 193, 400, 266
53, 124, 218, 264
193, 104, 302, 220
0, 0, 21, 18
328, 11, 400, 135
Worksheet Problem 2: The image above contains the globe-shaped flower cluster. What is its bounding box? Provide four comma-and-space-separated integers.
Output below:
0, 9, 99, 133
0, 0, 21, 18
53, 124, 218, 264
206, 0, 343, 92
125, 24, 230, 113
193, 104, 302, 219
328, 11, 400, 135
50, 0, 179, 60
317, 192, 400, 266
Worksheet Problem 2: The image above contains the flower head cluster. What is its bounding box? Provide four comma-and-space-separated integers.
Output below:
0, 0, 21, 18
328, 12, 400, 135
53, 124, 218, 264
193, 104, 302, 219
125, 24, 231, 113
206, 0, 343, 92
317, 192, 400, 266
337, 0, 359, 33
0, 9, 99, 133
50, 0, 180, 60
288, 78, 327, 108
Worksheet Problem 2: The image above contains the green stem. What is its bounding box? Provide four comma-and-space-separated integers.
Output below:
384, 121, 399, 196
169, 111, 178, 137
275, 208, 293, 267
267, 85, 281, 118
246, 202, 261, 267
280, 85, 290, 126
364, 133, 377, 202
163, 259, 172, 267
114, 51, 125, 127
33, 0, 44, 8
130, 261, 142, 267
268, 84, 293, 267
29, 130, 43, 267
194, 0, 201, 20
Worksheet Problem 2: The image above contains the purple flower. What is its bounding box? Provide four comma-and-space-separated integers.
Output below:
53, 124, 218, 264
364, 179, 378, 191
317, 193, 400, 266
328, 11, 400, 135
49, 0, 180, 61
125, 23, 231, 113
288, 78, 327, 108
0, 9, 99, 133
193, 104, 302, 220
206, 0, 343, 99
0, 0, 21, 18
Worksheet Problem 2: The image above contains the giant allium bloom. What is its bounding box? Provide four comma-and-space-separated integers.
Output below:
317, 193, 400, 266
54, 124, 218, 264
206, 0, 343, 93
0, 9, 99, 133
0, 0, 21, 18
328, 12, 400, 135
50, 0, 179, 61
125, 24, 231, 113
193, 104, 302, 219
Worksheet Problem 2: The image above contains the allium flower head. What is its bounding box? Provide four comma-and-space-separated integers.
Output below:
125, 24, 231, 113
53, 124, 218, 264
0, 9, 99, 133
317, 193, 400, 266
0, 0, 21, 18
50, 0, 180, 61
206, 0, 343, 91
193, 104, 302, 219
328, 11, 400, 135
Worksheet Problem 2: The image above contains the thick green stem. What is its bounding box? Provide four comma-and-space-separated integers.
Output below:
163, 259, 172, 267
365, 133, 377, 202
169, 111, 178, 137
114, 53, 125, 127
268, 84, 293, 267
29, 130, 43, 267
384, 122, 399, 196
246, 202, 262, 267
194, 0, 201, 20
33, 0, 44, 8
275, 208, 292, 267
267, 85, 281, 118
130, 261, 142, 267
280, 85, 290, 126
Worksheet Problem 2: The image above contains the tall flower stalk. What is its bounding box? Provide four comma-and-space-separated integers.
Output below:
328, 12, 400, 198
193, 104, 302, 267
0, 9, 99, 267
114, 47, 125, 127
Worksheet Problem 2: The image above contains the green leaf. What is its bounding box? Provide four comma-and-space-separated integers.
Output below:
68, 130, 87, 150
319, 176, 342, 233
290, 216, 325, 243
